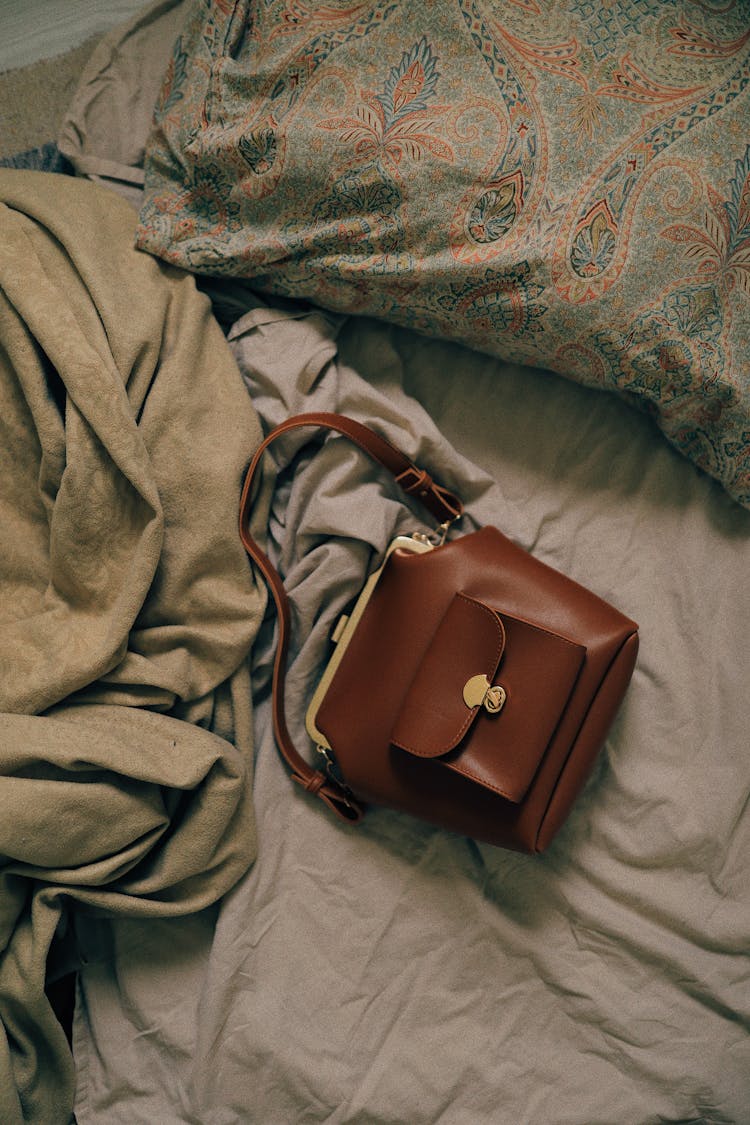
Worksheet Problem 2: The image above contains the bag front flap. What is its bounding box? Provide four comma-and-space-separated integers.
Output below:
390, 592, 506, 760
391, 592, 587, 803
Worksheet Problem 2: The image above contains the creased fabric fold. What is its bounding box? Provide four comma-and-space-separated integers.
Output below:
0, 169, 264, 1124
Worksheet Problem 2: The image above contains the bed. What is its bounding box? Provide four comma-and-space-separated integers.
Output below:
1, 3, 749, 1123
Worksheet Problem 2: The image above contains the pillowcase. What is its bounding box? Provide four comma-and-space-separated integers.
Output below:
136, 0, 750, 508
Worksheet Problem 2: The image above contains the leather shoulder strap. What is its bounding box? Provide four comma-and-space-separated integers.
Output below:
238, 412, 463, 822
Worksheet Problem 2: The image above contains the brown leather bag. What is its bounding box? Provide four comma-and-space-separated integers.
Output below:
240, 413, 638, 852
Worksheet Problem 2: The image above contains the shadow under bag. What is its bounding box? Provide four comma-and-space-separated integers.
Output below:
240, 413, 638, 852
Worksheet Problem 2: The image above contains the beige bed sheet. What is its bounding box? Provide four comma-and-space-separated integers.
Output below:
58, 0, 188, 208
71, 298, 750, 1124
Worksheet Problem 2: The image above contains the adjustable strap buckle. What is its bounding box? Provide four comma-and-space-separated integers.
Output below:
395, 465, 462, 525
298, 746, 364, 823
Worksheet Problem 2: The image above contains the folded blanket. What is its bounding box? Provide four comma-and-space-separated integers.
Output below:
0, 170, 264, 1124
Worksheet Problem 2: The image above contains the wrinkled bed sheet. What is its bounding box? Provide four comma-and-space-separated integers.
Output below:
71, 297, 750, 1123
57, 0, 188, 207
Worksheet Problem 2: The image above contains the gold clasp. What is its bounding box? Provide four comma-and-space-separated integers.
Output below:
433, 520, 452, 547
463, 674, 506, 714
412, 519, 454, 548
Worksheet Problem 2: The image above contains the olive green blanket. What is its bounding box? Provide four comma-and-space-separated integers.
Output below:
0, 170, 263, 1123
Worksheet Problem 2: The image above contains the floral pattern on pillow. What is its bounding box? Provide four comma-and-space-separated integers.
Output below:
136, 0, 750, 507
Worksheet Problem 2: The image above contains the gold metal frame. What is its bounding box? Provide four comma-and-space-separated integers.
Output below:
305, 535, 433, 752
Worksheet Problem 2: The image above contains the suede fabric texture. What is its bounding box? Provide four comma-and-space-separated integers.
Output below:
0, 170, 264, 1125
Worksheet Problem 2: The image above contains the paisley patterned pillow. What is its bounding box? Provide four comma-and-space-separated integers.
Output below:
136, 0, 750, 508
